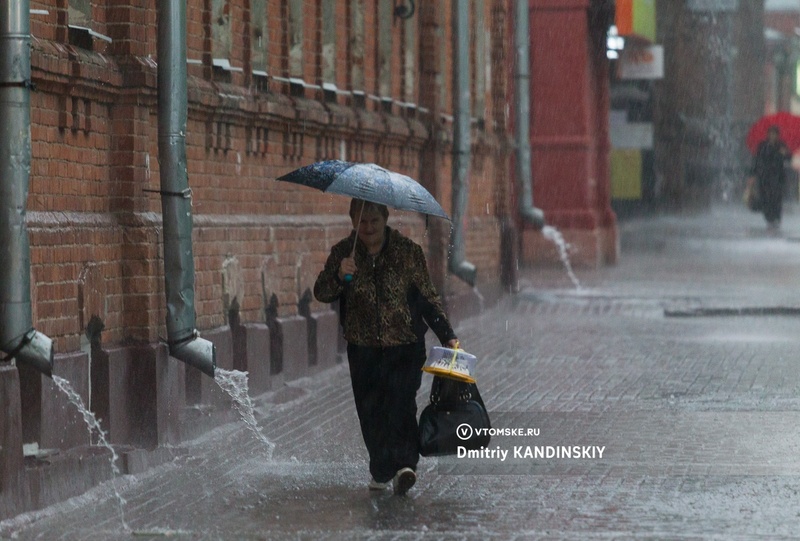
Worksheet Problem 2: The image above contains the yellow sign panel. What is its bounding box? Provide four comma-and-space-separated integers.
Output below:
611, 149, 642, 200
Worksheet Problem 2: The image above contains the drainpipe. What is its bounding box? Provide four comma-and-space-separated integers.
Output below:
0, 1, 54, 377
514, 0, 545, 228
448, 0, 477, 286
156, 0, 215, 377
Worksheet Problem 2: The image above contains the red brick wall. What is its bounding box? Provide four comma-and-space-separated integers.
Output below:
24, 0, 513, 353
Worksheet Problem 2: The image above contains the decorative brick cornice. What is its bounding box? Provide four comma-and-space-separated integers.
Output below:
31, 38, 122, 101
29, 37, 502, 160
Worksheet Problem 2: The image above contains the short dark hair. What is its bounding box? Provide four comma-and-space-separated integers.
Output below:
349, 199, 389, 220
768, 125, 780, 135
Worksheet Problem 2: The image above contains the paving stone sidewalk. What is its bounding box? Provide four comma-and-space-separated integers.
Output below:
3, 204, 800, 540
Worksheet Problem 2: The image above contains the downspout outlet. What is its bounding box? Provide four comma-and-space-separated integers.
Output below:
520, 206, 545, 229
448, 260, 477, 288
169, 333, 216, 378
4, 329, 54, 378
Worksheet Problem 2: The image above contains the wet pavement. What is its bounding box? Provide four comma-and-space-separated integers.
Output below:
3, 204, 800, 540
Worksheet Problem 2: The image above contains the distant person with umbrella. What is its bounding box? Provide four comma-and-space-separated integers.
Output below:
748, 124, 791, 230
314, 198, 458, 496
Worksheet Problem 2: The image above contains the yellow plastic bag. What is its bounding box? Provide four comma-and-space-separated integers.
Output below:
422, 343, 477, 384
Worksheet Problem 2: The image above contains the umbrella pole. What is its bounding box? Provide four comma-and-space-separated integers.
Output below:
344, 199, 365, 283
350, 199, 365, 257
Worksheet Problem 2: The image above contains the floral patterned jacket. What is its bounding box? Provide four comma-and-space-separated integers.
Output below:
314, 227, 456, 348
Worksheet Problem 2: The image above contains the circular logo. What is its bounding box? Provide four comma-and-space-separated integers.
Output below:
456, 423, 473, 441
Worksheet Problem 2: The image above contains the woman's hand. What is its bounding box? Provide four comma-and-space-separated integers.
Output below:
338, 257, 357, 282
445, 338, 459, 349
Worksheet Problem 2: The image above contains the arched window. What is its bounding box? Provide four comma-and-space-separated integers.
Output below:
349, 0, 366, 94
376, 0, 393, 98
68, 0, 111, 50
289, 0, 304, 78
251, 0, 269, 77
211, 0, 232, 64
321, 0, 337, 96
402, 7, 417, 105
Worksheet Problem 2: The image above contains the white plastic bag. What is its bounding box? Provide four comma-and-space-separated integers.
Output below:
422, 345, 477, 383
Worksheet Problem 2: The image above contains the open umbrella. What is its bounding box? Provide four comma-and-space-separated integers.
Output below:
746, 112, 800, 154
276, 160, 449, 281
276, 160, 449, 220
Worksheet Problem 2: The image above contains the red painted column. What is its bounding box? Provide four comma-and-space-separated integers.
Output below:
521, 0, 618, 267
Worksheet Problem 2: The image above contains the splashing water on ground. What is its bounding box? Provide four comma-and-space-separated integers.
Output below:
215, 369, 276, 459
541, 225, 582, 290
51, 376, 128, 531
472, 286, 485, 312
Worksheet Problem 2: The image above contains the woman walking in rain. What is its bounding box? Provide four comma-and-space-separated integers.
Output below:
750, 125, 790, 231
314, 198, 458, 496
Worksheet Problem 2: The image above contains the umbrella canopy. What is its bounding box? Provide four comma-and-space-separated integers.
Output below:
746, 112, 800, 154
276, 160, 450, 220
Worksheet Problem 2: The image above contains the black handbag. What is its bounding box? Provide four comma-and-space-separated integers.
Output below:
418, 376, 491, 457
744, 177, 762, 212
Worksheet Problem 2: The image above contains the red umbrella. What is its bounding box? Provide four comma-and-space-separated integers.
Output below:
746, 111, 800, 154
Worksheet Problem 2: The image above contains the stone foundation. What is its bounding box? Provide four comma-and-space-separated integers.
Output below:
307, 310, 340, 370
0, 312, 462, 520
233, 323, 272, 396
269, 315, 309, 382
0, 364, 24, 518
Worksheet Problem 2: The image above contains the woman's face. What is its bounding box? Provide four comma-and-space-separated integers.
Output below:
768, 129, 779, 143
353, 208, 387, 248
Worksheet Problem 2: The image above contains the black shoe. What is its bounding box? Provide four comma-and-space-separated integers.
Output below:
392, 467, 416, 496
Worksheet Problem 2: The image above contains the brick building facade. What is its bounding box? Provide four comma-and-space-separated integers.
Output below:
1, 0, 615, 517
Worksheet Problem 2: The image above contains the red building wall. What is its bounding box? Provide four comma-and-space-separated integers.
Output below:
521, 0, 617, 267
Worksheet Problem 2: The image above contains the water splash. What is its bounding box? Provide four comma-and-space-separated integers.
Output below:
215, 369, 276, 459
52, 376, 128, 530
541, 225, 582, 290
472, 286, 485, 312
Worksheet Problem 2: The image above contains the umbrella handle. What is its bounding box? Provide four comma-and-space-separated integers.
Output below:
343, 200, 365, 285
